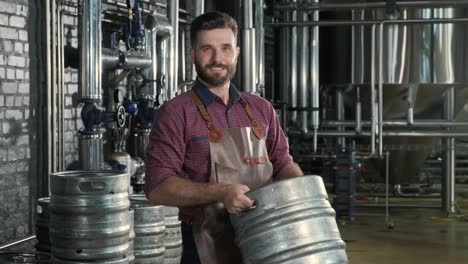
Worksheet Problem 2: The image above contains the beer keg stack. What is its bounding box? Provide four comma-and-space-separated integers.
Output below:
230, 175, 349, 264
35, 172, 184, 264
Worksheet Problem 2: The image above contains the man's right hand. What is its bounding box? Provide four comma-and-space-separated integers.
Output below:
221, 184, 254, 214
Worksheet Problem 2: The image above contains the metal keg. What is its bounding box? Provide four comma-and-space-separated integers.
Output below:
130, 195, 165, 264
49, 171, 130, 261
230, 176, 348, 264
35, 197, 51, 253
162, 206, 182, 264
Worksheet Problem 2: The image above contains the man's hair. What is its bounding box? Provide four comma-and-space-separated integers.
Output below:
190, 11, 238, 47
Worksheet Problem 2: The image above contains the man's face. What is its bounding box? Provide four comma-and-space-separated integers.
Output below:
190, 28, 239, 87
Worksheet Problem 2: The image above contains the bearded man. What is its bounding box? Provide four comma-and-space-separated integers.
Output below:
145, 11, 303, 264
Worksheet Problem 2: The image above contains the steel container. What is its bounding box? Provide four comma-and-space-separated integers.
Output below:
50, 171, 130, 261
162, 206, 182, 263
130, 195, 166, 264
230, 176, 348, 264
35, 197, 51, 253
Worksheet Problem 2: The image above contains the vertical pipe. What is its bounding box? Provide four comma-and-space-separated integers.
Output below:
385, 151, 390, 227
191, 0, 204, 81
299, 0, 309, 134
80, 0, 102, 101
279, 0, 290, 106
168, 0, 179, 100
51, 0, 57, 173
336, 90, 345, 146
146, 29, 158, 98
255, 0, 265, 95
45, 0, 52, 192
310, 0, 319, 150
59, 5, 65, 171
378, 22, 384, 157
369, 24, 376, 157
242, 0, 257, 94
443, 87, 456, 214
78, 0, 103, 170
180, 29, 186, 82
289, 0, 298, 122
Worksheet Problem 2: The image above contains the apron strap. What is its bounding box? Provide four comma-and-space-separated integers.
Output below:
189, 90, 224, 142
189, 89, 265, 141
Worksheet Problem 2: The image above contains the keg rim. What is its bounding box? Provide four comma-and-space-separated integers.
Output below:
51, 170, 127, 178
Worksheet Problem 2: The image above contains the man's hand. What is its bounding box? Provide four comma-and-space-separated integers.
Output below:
221, 184, 254, 214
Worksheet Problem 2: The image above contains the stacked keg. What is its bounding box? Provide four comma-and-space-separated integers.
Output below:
129, 195, 166, 264
49, 171, 131, 263
35, 197, 51, 253
161, 206, 183, 264
230, 176, 349, 264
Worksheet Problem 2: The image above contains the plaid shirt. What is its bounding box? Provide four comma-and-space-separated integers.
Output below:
144, 79, 293, 196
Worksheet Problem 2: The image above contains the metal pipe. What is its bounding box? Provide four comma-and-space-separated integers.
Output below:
266, 17, 468, 27
180, 28, 186, 81
378, 22, 384, 157
336, 90, 345, 146
311, 0, 319, 151
80, 0, 101, 101
59, 5, 65, 171
407, 85, 414, 125
443, 87, 457, 214
394, 184, 440, 198
0, 235, 36, 250
256, 0, 265, 95
299, 0, 309, 133
51, 0, 57, 173
355, 87, 362, 133
289, 0, 298, 122
321, 120, 468, 127
101, 48, 152, 69
279, 0, 290, 108
190, 0, 204, 80
145, 29, 158, 98
291, 130, 468, 137
167, 0, 179, 100
273, 1, 468, 11
369, 24, 376, 157
385, 151, 390, 227
242, 0, 257, 94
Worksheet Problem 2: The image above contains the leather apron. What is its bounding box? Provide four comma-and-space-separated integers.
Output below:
189, 90, 274, 264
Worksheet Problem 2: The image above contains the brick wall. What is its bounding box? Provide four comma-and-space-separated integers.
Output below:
0, 0, 32, 243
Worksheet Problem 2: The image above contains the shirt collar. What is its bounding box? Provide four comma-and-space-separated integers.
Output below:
192, 78, 242, 107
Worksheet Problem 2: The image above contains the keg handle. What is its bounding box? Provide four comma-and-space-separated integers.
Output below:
237, 200, 257, 215
79, 181, 106, 193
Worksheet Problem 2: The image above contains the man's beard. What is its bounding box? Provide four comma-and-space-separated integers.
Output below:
195, 60, 237, 87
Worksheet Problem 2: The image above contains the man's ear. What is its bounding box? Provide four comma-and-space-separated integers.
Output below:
189, 47, 195, 64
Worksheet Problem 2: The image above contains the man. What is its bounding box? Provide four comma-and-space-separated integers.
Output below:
145, 11, 303, 264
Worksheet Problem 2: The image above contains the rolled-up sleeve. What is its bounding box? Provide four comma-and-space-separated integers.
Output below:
144, 105, 186, 195
265, 105, 294, 178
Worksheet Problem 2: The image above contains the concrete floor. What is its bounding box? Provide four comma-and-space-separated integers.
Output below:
340, 202, 468, 264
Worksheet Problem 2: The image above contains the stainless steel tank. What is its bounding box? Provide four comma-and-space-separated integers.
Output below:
350, 6, 468, 183
129, 209, 135, 264
230, 176, 348, 264
49, 171, 131, 261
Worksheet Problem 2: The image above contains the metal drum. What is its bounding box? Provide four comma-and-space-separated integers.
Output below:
35, 197, 51, 253
162, 206, 182, 264
49, 171, 130, 261
130, 195, 165, 264
230, 176, 348, 264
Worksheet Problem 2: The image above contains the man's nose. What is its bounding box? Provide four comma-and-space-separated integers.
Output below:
211, 49, 225, 63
